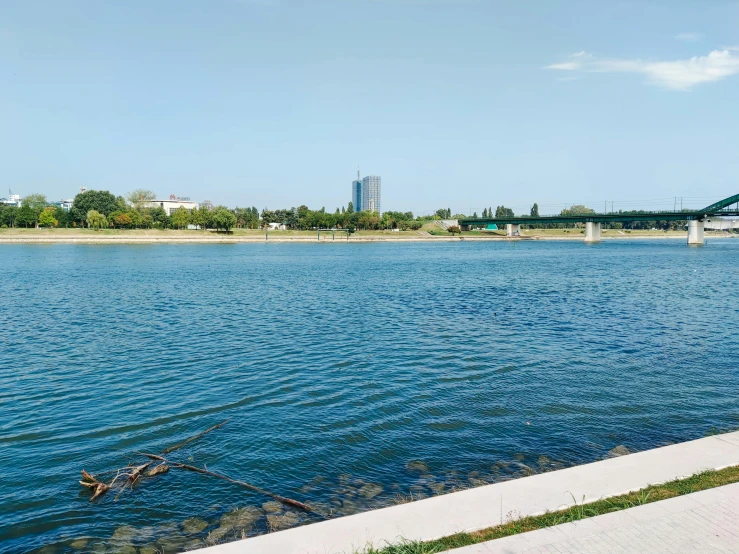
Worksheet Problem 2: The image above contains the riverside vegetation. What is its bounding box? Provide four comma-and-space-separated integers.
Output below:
0, 189, 711, 234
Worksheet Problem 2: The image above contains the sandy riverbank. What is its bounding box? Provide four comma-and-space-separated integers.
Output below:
0, 230, 734, 244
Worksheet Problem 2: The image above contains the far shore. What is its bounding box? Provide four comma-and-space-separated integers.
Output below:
0, 228, 735, 244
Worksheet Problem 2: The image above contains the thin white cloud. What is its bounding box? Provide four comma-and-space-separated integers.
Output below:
546, 49, 739, 90
676, 32, 703, 42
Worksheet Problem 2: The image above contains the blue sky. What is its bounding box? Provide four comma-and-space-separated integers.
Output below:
2, 0, 738, 215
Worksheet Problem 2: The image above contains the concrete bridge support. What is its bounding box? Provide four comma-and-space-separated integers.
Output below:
584, 222, 601, 243
506, 224, 521, 237
687, 220, 705, 245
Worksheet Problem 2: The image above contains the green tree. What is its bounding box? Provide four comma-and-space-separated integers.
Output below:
71, 190, 119, 223
171, 207, 190, 229
149, 206, 169, 228
38, 207, 58, 227
53, 208, 72, 227
495, 205, 514, 218
0, 205, 18, 227
16, 204, 37, 227
560, 205, 595, 216
447, 225, 461, 236
24, 193, 48, 211
211, 208, 237, 231
531, 203, 539, 217
86, 209, 108, 230
347, 201, 354, 214
125, 189, 156, 211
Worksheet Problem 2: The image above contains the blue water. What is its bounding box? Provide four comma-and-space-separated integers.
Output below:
1, 240, 738, 553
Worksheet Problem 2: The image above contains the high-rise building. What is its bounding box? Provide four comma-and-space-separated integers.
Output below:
361, 175, 381, 214
352, 169, 362, 213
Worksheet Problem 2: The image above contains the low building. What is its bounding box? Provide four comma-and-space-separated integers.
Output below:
145, 195, 199, 216
52, 199, 74, 212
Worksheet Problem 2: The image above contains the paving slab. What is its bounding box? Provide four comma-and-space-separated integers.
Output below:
449, 483, 739, 553
190, 432, 739, 554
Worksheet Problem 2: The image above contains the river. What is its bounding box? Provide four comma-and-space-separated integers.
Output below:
1, 240, 738, 553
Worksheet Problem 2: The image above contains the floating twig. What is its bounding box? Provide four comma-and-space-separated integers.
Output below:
162, 419, 231, 454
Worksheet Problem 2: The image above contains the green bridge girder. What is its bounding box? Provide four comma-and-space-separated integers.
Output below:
459, 194, 739, 227
701, 193, 739, 213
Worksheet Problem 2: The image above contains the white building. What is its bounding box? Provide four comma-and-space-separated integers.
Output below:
145, 195, 199, 216
1, 194, 21, 207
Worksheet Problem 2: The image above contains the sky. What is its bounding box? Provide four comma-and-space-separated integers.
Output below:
2, 0, 739, 216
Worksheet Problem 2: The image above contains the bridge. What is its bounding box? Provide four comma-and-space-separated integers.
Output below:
458, 194, 739, 245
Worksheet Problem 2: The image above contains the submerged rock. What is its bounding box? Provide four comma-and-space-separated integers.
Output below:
157, 536, 187, 554
220, 506, 264, 531
428, 482, 445, 495
111, 526, 136, 542
181, 517, 208, 535
109, 546, 137, 554
358, 483, 383, 499
69, 539, 89, 550
405, 460, 429, 473
138, 546, 159, 554
511, 462, 536, 476
340, 499, 359, 515
608, 445, 631, 457
185, 539, 204, 550
262, 501, 283, 513
207, 526, 232, 543
266, 511, 299, 531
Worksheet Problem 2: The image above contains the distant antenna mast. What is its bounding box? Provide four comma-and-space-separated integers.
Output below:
357, 166, 360, 180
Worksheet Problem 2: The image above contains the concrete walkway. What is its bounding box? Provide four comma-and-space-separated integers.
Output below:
191, 432, 739, 554
452, 482, 739, 553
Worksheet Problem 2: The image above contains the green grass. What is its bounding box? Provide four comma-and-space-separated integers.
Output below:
361, 465, 739, 554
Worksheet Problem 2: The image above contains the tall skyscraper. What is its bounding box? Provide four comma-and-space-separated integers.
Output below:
361, 175, 381, 214
352, 169, 362, 213
350, 170, 382, 214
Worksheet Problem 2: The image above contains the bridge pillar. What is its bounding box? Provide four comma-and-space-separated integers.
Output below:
584, 222, 601, 243
506, 224, 521, 237
687, 220, 704, 245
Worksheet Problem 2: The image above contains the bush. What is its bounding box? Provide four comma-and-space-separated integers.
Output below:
1, 224, 7, 228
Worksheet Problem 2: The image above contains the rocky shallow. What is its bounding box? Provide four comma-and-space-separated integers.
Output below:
30, 448, 632, 554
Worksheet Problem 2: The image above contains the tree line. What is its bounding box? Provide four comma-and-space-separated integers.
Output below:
4, 190, 695, 233
0, 189, 242, 231
0, 189, 452, 232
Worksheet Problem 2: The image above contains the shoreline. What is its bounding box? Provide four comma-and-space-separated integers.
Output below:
0, 233, 734, 244
190, 431, 739, 554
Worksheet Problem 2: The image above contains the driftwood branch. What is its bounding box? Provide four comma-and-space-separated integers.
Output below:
138, 452, 315, 513
162, 419, 231, 454
78, 419, 316, 516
